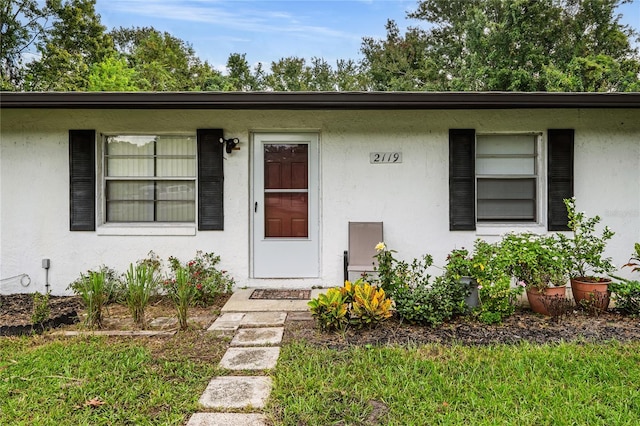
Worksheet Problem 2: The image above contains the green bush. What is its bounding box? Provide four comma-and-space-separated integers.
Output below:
476, 275, 521, 324
68, 267, 119, 329
393, 275, 466, 326
308, 287, 349, 331
610, 279, 640, 316
31, 292, 50, 324
123, 262, 160, 328
168, 251, 234, 306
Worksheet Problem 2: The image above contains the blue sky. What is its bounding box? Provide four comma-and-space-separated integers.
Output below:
94, 0, 640, 72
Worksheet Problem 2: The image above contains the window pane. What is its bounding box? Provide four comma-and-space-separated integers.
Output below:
156, 136, 196, 177
107, 181, 154, 201
264, 144, 308, 189
156, 158, 196, 177
476, 157, 535, 175
156, 182, 195, 201
477, 178, 536, 221
157, 201, 195, 222
107, 201, 154, 222
107, 158, 154, 177
477, 135, 535, 155
106, 135, 155, 155
156, 136, 196, 155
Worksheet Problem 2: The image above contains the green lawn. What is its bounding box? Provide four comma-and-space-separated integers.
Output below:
0, 333, 225, 425
268, 341, 640, 425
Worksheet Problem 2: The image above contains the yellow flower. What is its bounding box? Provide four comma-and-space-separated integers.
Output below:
375, 242, 386, 252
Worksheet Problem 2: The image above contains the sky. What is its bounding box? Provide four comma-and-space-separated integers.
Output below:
94, 0, 640, 72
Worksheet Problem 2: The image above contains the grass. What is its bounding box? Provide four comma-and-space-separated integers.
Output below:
268, 341, 640, 425
0, 332, 227, 425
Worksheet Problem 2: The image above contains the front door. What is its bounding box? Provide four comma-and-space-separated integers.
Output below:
252, 133, 319, 278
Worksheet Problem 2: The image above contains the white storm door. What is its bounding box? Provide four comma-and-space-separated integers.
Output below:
252, 133, 319, 278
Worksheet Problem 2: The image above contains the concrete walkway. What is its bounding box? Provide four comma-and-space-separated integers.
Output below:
185, 290, 314, 426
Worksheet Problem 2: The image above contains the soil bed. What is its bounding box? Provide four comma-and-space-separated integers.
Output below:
0, 293, 230, 335
284, 309, 640, 349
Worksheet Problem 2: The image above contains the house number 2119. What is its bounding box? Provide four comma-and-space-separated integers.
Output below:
370, 152, 402, 163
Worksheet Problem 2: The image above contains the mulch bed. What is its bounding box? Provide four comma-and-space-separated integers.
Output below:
284, 309, 640, 349
2, 293, 640, 346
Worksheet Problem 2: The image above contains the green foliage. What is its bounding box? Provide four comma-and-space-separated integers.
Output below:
24, 0, 115, 91
609, 279, 640, 316
476, 275, 522, 324
68, 266, 119, 328
393, 275, 467, 326
164, 267, 198, 330
623, 243, 640, 273
87, 54, 138, 91
361, 0, 640, 91
123, 262, 159, 328
350, 281, 393, 328
558, 197, 616, 279
168, 251, 234, 307
0, 0, 49, 90
499, 232, 568, 290
308, 287, 349, 331
373, 242, 400, 294
31, 291, 50, 324
309, 279, 392, 331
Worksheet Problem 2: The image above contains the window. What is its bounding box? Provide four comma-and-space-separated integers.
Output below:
104, 134, 196, 222
476, 134, 537, 222
449, 129, 573, 231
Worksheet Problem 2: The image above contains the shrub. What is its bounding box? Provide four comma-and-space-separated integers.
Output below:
350, 282, 393, 328
168, 251, 234, 306
308, 287, 349, 331
123, 262, 160, 328
393, 275, 466, 326
164, 266, 199, 330
609, 279, 640, 316
31, 291, 50, 324
476, 275, 521, 324
308, 279, 392, 331
68, 267, 119, 329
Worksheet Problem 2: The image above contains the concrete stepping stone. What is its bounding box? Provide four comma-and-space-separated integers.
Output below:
219, 347, 280, 370
240, 312, 286, 327
230, 327, 284, 346
198, 376, 272, 409
207, 312, 245, 335
186, 413, 268, 426
286, 311, 314, 321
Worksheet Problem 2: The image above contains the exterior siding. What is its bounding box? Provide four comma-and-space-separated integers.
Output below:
1, 108, 639, 294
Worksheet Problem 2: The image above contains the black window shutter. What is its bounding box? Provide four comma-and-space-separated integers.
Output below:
547, 129, 574, 231
197, 129, 224, 230
69, 130, 96, 231
449, 129, 476, 230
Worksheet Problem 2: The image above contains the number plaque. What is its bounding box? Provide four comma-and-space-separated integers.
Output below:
370, 152, 402, 164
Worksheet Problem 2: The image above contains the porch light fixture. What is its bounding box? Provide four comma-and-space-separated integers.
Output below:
219, 137, 240, 154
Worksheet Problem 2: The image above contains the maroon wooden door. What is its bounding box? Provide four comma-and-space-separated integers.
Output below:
264, 144, 309, 238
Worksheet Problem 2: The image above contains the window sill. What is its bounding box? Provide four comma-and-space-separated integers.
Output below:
475, 223, 547, 237
97, 223, 196, 236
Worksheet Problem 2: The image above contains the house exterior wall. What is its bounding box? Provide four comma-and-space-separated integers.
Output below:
1, 107, 639, 294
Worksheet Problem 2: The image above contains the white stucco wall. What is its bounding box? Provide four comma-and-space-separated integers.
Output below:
1, 107, 639, 294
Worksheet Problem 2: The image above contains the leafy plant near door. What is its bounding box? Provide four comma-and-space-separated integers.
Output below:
308, 279, 393, 331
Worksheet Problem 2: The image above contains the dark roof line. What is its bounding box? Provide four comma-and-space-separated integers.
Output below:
2, 91, 639, 109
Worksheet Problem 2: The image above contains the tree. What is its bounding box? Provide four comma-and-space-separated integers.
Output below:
225, 53, 263, 91
1, 0, 50, 90
110, 26, 224, 91
87, 54, 138, 91
362, 0, 640, 91
24, 0, 114, 90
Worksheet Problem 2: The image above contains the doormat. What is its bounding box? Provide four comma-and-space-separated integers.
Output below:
249, 289, 311, 300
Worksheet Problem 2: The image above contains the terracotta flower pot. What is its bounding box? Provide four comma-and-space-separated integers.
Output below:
526, 286, 567, 316
570, 277, 611, 311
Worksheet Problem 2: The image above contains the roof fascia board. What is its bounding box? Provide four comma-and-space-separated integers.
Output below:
1, 91, 639, 109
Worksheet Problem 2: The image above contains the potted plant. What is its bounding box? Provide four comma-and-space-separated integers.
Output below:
444, 248, 480, 309
557, 198, 615, 311
609, 243, 640, 316
500, 232, 568, 316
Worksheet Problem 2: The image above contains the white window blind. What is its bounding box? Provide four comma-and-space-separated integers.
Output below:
105, 135, 196, 222
476, 134, 537, 222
